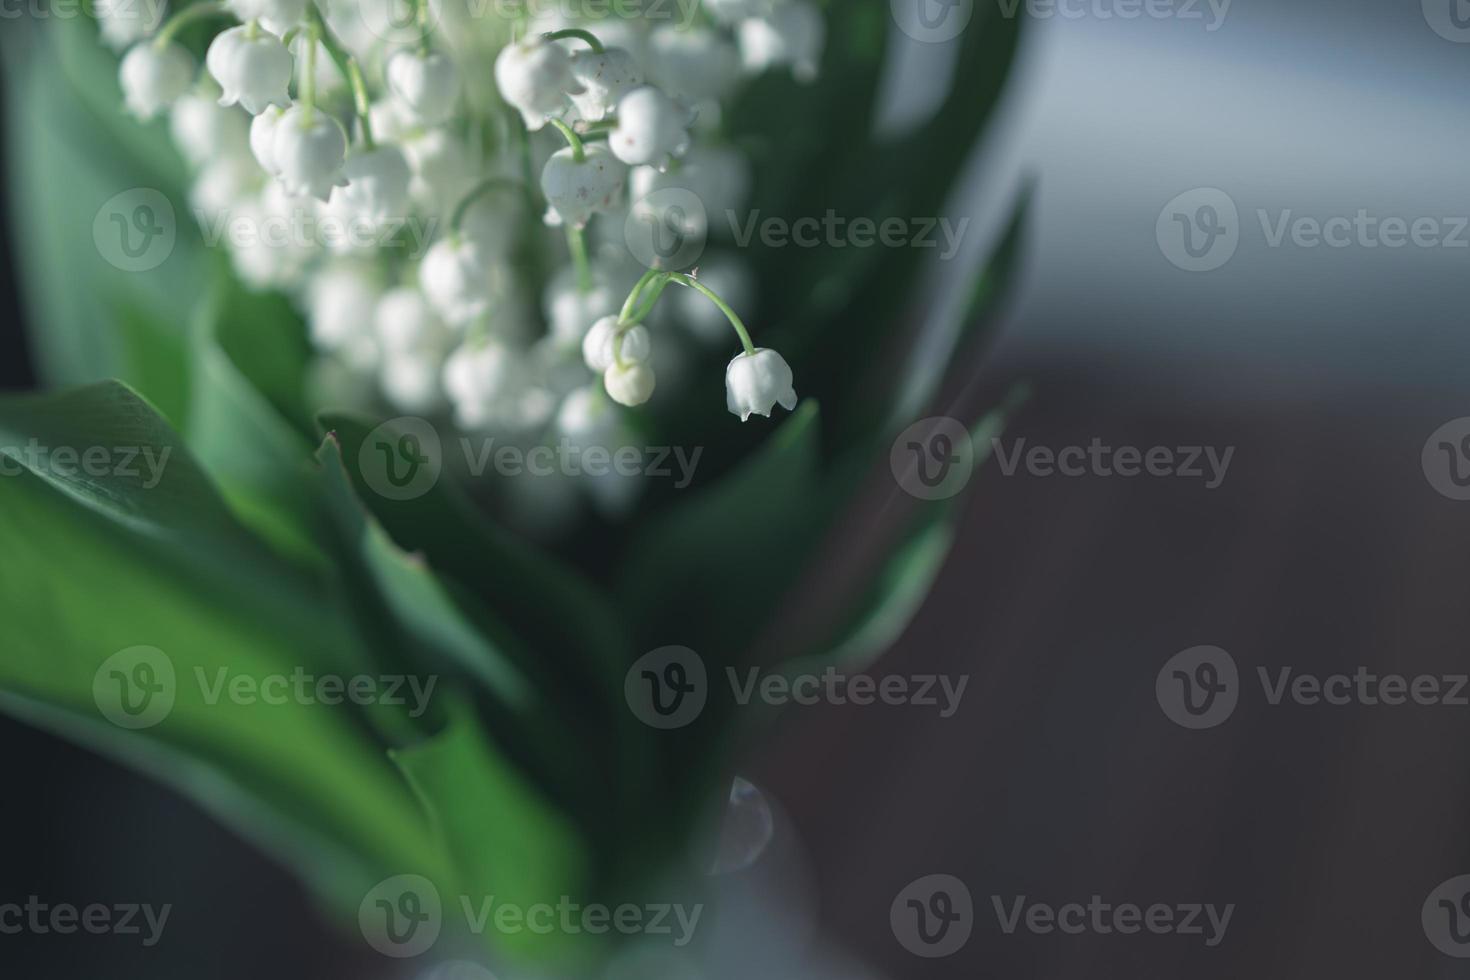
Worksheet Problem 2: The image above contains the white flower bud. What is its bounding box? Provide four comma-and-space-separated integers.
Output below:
725, 348, 796, 421
420, 236, 494, 325
338, 144, 413, 225
375, 287, 447, 352
603, 360, 655, 407
540, 143, 627, 228
648, 25, 740, 104
608, 85, 692, 170
568, 46, 643, 123
171, 91, 250, 165
556, 385, 616, 445
493, 38, 581, 131
208, 26, 293, 116
120, 42, 194, 121
582, 315, 652, 372
386, 50, 461, 127
271, 105, 348, 201
403, 128, 479, 214
739, 1, 824, 83
249, 104, 287, 174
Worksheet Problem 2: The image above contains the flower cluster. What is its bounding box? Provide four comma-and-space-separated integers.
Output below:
111, 0, 821, 502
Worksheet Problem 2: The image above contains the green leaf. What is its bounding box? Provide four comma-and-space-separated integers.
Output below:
620, 401, 823, 660
391, 697, 589, 963
3, 21, 207, 393
186, 278, 326, 565
0, 384, 447, 910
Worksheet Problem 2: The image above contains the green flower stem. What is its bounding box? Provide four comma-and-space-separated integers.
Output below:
619, 268, 664, 324
626, 275, 670, 325
153, 0, 230, 46
299, 22, 318, 127
542, 28, 603, 52
567, 224, 592, 295
667, 272, 755, 355
449, 177, 523, 232
309, 2, 375, 148
548, 118, 585, 163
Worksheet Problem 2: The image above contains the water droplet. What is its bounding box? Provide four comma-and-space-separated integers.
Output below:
708, 776, 774, 874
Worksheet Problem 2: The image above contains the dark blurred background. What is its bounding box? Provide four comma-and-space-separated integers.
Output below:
8, 0, 1470, 977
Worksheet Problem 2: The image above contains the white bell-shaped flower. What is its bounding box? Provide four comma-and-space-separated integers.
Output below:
603, 361, 656, 407
608, 85, 692, 170
376, 287, 453, 412
725, 347, 796, 421
120, 42, 195, 121
402, 128, 480, 214
419, 236, 495, 326
208, 26, 293, 116
171, 91, 250, 165
386, 49, 461, 127
338, 144, 413, 225
249, 104, 286, 173
442, 340, 524, 430
98, 0, 164, 51
307, 260, 381, 357
271, 105, 348, 201
540, 143, 627, 228
189, 155, 263, 220
738, 1, 824, 83
493, 38, 581, 131
582, 316, 651, 372
648, 25, 740, 104
568, 46, 644, 123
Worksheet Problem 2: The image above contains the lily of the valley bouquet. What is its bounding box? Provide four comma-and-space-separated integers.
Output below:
0, 0, 1024, 971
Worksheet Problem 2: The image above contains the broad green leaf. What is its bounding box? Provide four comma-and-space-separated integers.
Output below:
391, 698, 589, 963
0, 385, 447, 910
620, 401, 822, 661
187, 278, 326, 565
